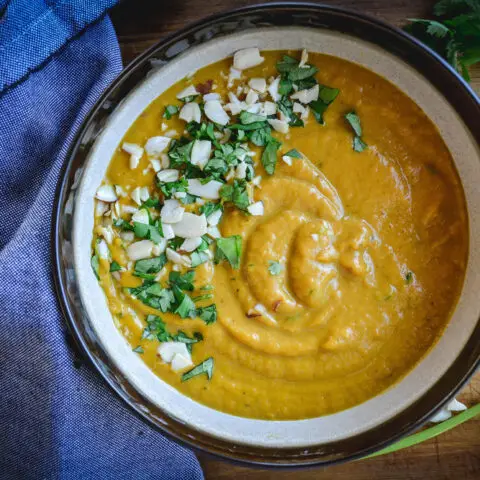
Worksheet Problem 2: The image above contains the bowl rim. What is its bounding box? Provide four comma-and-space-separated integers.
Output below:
52, 1, 480, 468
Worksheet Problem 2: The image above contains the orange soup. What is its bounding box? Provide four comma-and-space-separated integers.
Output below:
91, 49, 468, 420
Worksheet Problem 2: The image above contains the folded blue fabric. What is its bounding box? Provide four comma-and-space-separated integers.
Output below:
0, 1, 204, 478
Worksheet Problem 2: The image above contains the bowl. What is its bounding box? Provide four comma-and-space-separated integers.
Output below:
52, 2, 480, 467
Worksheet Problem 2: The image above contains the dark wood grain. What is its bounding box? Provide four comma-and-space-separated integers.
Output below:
110, 1, 480, 478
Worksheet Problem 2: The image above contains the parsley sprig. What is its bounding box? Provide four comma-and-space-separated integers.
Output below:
405, 0, 480, 81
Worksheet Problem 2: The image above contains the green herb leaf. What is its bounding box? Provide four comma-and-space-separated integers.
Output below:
191, 251, 210, 267
279, 77, 293, 96
405, 271, 414, 284
172, 331, 203, 353
134, 255, 167, 278
199, 201, 222, 218
172, 286, 197, 319
345, 111, 367, 152
277, 96, 304, 127
353, 136, 368, 152
110, 261, 122, 273
163, 105, 179, 119
239, 111, 267, 125
268, 260, 283, 276
229, 121, 269, 131
220, 180, 250, 211
409, 18, 452, 38
284, 148, 302, 159
169, 270, 195, 291
319, 85, 340, 104
130, 282, 175, 313
113, 218, 134, 231
197, 304, 217, 325
249, 126, 272, 146
261, 138, 281, 175
133, 222, 163, 244
133, 346, 144, 354
276, 55, 299, 73
91, 254, 100, 280
215, 235, 242, 269
142, 314, 171, 342
181, 357, 214, 382
287, 65, 318, 82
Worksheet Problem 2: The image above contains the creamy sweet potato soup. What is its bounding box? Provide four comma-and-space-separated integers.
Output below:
91, 48, 468, 420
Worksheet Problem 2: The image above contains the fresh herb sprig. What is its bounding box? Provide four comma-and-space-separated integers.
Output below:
405, 0, 480, 81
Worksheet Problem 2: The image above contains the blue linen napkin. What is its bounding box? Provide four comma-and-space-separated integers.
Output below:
0, 1, 204, 478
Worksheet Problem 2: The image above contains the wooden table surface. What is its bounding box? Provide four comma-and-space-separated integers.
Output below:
110, 1, 479, 478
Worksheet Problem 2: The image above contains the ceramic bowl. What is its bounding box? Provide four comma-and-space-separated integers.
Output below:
53, 3, 480, 467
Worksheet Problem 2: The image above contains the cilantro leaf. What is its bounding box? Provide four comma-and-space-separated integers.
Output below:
287, 65, 318, 82
142, 314, 171, 342
279, 77, 293, 95
199, 201, 222, 218
191, 251, 210, 267
268, 260, 283, 276
133, 346, 144, 354
284, 148, 302, 159
277, 96, 304, 127
239, 111, 267, 125
134, 255, 167, 278
169, 270, 195, 291
110, 261, 122, 273
276, 55, 298, 73
197, 304, 217, 325
229, 121, 269, 131
91, 254, 100, 280
113, 218, 134, 231
345, 111, 363, 137
172, 286, 197, 318
215, 235, 242, 269
130, 282, 175, 313
220, 179, 250, 211
172, 331, 203, 353
181, 357, 214, 382
353, 136, 368, 153
249, 126, 272, 146
133, 221, 163, 244
163, 105, 179, 119
261, 138, 281, 175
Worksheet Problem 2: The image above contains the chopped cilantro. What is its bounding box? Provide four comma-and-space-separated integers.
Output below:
181, 357, 214, 382
278, 77, 293, 96
168, 139, 194, 168
220, 180, 250, 211
229, 121, 269, 131
249, 126, 272, 146
345, 111, 363, 137
239, 111, 267, 125
91, 254, 100, 279
110, 261, 122, 273
199, 201, 222, 218
277, 96, 303, 127
353, 136, 367, 153
133, 221, 163, 244
405, 271, 414, 284
284, 148, 302, 159
173, 331, 203, 353
158, 178, 188, 199
142, 197, 161, 209
345, 111, 367, 152
191, 251, 210, 267
172, 286, 197, 318
130, 281, 175, 313
197, 304, 217, 325
261, 138, 281, 175
169, 270, 195, 291
163, 105, 179, 119
134, 255, 167, 279
113, 218, 134, 231
215, 235, 242, 269
268, 260, 283, 276
132, 346, 144, 354
142, 314, 171, 342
